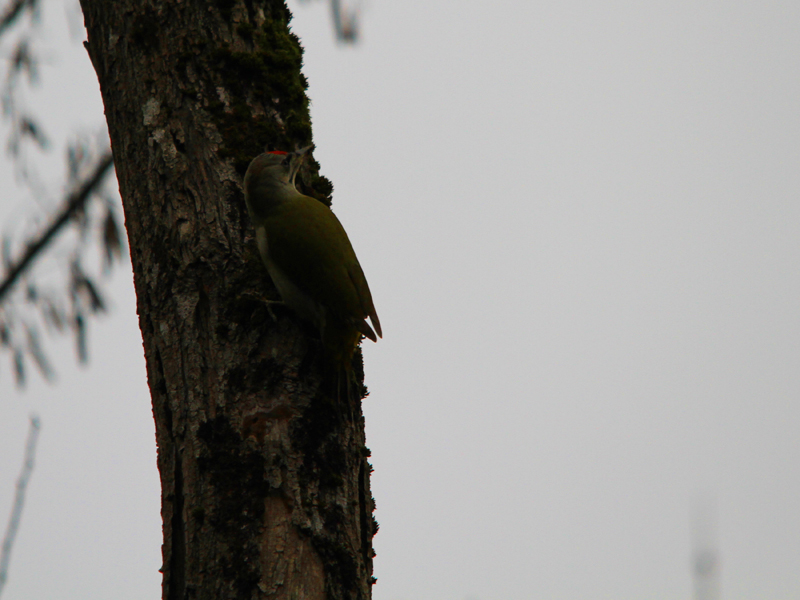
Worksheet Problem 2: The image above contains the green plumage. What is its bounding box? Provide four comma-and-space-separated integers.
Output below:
243, 148, 381, 369
264, 195, 379, 341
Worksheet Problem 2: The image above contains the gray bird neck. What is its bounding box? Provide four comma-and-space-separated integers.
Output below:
247, 179, 304, 219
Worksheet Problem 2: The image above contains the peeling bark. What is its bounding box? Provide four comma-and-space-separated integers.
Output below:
79, 1, 376, 598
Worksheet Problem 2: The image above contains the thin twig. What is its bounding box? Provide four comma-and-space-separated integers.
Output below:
330, 0, 358, 42
0, 151, 114, 304
0, 415, 41, 597
0, 0, 34, 37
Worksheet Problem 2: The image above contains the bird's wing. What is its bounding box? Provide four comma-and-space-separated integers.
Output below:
347, 261, 381, 339
265, 196, 380, 337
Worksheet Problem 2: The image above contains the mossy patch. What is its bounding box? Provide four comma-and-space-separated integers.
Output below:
204, 1, 333, 204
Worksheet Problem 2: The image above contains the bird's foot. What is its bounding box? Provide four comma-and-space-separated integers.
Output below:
264, 300, 285, 323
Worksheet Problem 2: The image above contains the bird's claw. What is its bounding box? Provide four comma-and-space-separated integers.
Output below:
264, 300, 284, 323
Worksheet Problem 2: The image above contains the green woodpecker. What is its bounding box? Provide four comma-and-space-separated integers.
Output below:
243, 146, 381, 370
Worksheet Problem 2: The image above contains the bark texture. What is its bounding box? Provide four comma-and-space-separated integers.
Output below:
79, 2, 376, 598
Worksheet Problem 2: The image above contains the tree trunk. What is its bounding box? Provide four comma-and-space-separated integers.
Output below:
79, 2, 377, 598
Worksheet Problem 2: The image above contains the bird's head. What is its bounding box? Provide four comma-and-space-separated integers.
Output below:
244, 145, 313, 216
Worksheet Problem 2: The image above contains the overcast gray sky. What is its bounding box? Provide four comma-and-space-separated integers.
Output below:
1, 0, 799, 599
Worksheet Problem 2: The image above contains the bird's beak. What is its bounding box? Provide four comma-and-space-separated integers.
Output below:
289, 144, 314, 185
294, 144, 314, 157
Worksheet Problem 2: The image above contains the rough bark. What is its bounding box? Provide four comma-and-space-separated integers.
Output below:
78, 2, 376, 598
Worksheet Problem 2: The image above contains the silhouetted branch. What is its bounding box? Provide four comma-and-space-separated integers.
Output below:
299, 0, 360, 42
0, 415, 41, 598
0, 151, 114, 304
0, 0, 36, 37
330, 0, 358, 42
